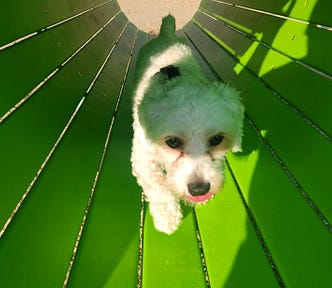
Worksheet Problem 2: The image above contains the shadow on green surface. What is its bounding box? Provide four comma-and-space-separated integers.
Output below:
224, 1, 332, 287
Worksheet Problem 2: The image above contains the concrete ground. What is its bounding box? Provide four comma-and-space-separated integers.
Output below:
117, 0, 201, 33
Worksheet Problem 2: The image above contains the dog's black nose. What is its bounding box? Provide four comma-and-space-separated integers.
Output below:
187, 182, 210, 196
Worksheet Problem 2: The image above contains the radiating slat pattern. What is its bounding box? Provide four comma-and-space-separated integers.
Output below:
0, 1, 142, 286
0, 0, 331, 287
187, 1, 332, 287
63, 24, 142, 288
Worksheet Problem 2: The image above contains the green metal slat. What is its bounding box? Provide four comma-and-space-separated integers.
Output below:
0, 0, 114, 46
199, 2, 332, 79
187, 30, 280, 287
0, 1, 121, 116
196, 164, 280, 288
184, 22, 332, 224
0, 15, 128, 229
142, 207, 206, 287
227, 121, 332, 288
0, 22, 138, 288
67, 28, 143, 288
193, 11, 332, 137
203, 0, 331, 26
0, 1, 330, 288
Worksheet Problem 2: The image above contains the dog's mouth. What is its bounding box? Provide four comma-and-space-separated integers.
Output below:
186, 192, 214, 203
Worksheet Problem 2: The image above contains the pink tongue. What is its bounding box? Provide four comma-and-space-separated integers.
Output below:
186, 192, 213, 203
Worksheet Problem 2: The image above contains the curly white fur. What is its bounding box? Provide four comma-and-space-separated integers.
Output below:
131, 15, 244, 234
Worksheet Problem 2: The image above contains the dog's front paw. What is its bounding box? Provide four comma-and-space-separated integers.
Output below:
149, 202, 183, 234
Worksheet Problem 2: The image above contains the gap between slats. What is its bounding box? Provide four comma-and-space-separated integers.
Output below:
184, 28, 284, 287
0, 95, 85, 239
210, 0, 332, 31
183, 28, 332, 234
190, 17, 332, 143
0, 11, 123, 125
0, 18, 130, 240
63, 25, 138, 287
0, 0, 115, 52
198, 9, 332, 82
244, 114, 332, 234
225, 158, 286, 287
193, 209, 212, 287
137, 193, 145, 288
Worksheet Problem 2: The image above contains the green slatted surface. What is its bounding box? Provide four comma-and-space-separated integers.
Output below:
0, 0, 331, 287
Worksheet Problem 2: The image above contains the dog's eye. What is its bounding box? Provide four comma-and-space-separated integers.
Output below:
209, 134, 224, 147
165, 137, 183, 149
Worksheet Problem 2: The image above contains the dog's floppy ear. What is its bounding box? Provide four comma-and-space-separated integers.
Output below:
216, 82, 245, 152
137, 89, 170, 140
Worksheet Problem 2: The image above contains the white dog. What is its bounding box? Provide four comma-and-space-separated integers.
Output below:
131, 15, 244, 234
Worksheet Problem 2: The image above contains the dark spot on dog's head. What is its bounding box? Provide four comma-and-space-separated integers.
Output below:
155, 65, 181, 83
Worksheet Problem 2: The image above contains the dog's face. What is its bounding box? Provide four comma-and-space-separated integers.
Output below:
138, 77, 244, 204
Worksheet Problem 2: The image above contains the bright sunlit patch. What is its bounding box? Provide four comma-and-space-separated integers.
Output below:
193, 19, 236, 56
194, 167, 248, 286
282, 0, 293, 13
260, 129, 267, 137
234, 32, 263, 75
258, 48, 293, 78
209, 12, 253, 35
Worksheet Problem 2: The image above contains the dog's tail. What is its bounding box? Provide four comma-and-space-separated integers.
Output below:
158, 14, 176, 38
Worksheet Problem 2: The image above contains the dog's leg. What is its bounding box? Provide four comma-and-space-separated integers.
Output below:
131, 131, 184, 234
148, 196, 182, 235
131, 148, 183, 234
